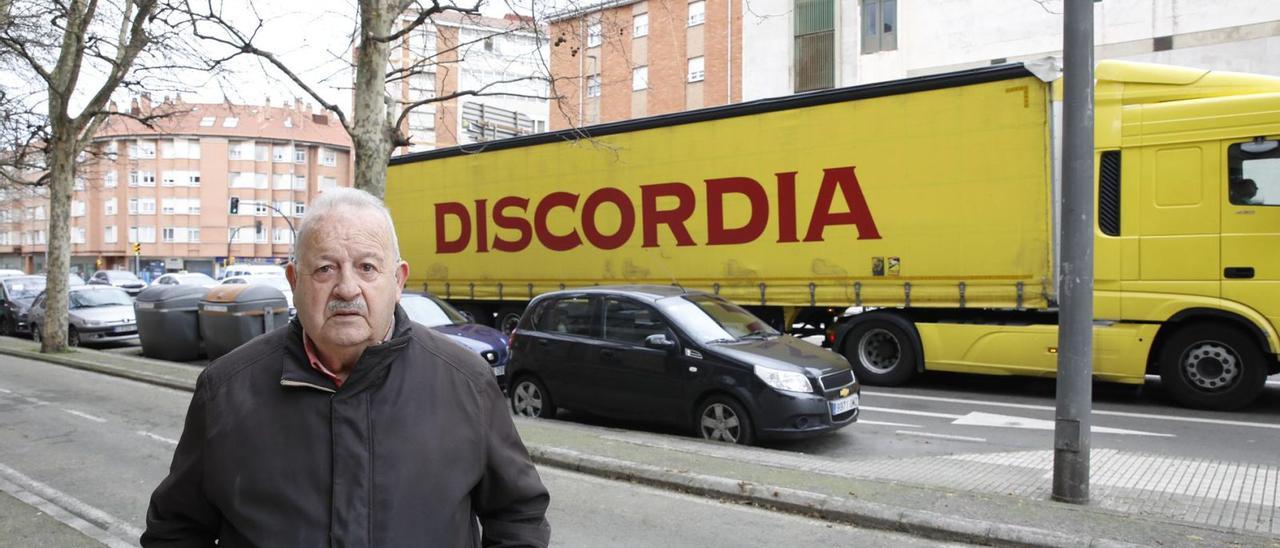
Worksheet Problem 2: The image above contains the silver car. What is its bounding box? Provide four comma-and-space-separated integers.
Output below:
27, 286, 139, 346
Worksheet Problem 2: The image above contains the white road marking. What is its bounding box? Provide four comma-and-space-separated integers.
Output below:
0, 461, 143, 543
857, 420, 922, 428
861, 406, 962, 420
62, 409, 107, 423
21, 396, 50, 405
894, 430, 987, 443
863, 391, 1280, 430
136, 430, 178, 445
0, 387, 11, 393
951, 411, 1175, 437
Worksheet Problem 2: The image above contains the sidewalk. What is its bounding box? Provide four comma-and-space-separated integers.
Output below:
2, 337, 1277, 547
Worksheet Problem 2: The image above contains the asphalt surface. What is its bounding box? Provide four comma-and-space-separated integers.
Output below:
0, 352, 968, 547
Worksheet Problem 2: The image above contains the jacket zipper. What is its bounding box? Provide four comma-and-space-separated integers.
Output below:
279, 379, 337, 393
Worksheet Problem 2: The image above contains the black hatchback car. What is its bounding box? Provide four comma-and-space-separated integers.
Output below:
507, 285, 859, 445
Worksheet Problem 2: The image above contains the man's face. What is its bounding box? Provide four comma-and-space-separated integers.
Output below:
287, 208, 408, 350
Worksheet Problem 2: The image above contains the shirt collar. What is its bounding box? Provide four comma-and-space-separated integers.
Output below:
301, 318, 396, 388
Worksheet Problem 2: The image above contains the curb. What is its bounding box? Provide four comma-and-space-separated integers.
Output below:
0, 346, 196, 392
528, 445, 1143, 548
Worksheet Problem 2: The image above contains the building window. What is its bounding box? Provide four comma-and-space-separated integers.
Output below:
586, 75, 602, 98
104, 226, 117, 243
71, 201, 85, 217
587, 21, 602, 48
188, 173, 200, 186
688, 1, 705, 26
255, 173, 269, 189
632, 66, 648, 91
321, 148, 337, 167
860, 0, 897, 54
105, 198, 117, 215
293, 175, 307, 190
71, 227, 86, 244
796, 0, 836, 91
136, 140, 156, 158
273, 227, 293, 244
222, 117, 239, 128
294, 149, 306, 163
133, 198, 156, 215
633, 13, 648, 37
273, 173, 291, 189
162, 227, 175, 243
294, 201, 306, 216
199, 116, 215, 127
104, 171, 117, 188
319, 176, 338, 190
228, 141, 244, 160
272, 145, 290, 162
161, 199, 176, 215
254, 143, 269, 162
136, 171, 155, 187
687, 56, 705, 83
190, 228, 200, 243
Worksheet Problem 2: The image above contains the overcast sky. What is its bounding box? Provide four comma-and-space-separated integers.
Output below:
171, 0, 561, 113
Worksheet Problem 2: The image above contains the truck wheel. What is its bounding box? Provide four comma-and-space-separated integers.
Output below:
696, 395, 755, 445
842, 317, 919, 386
1158, 324, 1266, 411
510, 376, 556, 419
496, 306, 524, 334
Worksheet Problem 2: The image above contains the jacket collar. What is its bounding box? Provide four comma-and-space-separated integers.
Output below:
280, 304, 413, 395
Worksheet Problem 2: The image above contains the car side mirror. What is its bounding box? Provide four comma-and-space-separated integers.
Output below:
644, 333, 676, 350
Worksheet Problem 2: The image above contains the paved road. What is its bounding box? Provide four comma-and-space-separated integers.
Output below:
0, 353, 959, 546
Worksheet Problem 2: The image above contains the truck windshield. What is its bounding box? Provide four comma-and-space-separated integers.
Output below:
658, 294, 779, 344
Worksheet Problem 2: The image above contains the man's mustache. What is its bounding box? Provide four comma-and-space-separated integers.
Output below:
327, 299, 367, 314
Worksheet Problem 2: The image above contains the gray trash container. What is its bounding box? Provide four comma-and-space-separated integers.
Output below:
198, 284, 289, 360
135, 285, 210, 362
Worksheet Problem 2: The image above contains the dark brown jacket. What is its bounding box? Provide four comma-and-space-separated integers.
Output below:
142, 305, 550, 547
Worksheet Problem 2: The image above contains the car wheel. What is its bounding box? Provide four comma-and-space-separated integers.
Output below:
1158, 324, 1266, 411
841, 317, 920, 386
510, 377, 556, 419
68, 326, 81, 347
696, 396, 754, 446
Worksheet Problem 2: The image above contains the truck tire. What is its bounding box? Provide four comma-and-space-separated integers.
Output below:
841, 317, 920, 386
496, 306, 524, 334
1158, 324, 1266, 411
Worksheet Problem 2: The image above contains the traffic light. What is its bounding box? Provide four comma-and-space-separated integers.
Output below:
131, 243, 141, 255
229, 196, 240, 215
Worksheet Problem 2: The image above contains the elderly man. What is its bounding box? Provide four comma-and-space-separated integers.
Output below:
142, 188, 550, 547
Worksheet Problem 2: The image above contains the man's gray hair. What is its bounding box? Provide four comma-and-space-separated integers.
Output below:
291, 187, 401, 263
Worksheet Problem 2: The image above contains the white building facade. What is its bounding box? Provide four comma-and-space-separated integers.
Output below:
743, 0, 1280, 101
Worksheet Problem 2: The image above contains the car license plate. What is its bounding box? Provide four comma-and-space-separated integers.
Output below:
492, 365, 506, 377
112, 326, 134, 334
136, 301, 154, 309
829, 394, 859, 416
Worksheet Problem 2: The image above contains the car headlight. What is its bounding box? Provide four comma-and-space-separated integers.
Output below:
82, 319, 103, 326
753, 365, 814, 394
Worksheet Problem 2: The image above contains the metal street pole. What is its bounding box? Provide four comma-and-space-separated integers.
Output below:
1054, 0, 1095, 504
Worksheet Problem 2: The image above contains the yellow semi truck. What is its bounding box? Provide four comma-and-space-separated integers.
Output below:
386, 60, 1280, 410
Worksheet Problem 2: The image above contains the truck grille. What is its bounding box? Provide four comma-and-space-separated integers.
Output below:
820, 370, 854, 391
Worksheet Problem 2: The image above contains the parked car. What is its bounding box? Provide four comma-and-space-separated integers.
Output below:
506, 285, 860, 445
89, 270, 147, 296
219, 264, 286, 280
27, 285, 139, 346
0, 269, 26, 278
220, 275, 294, 314
151, 272, 219, 288
0, 274, 87, 337
401, 292, 509, 387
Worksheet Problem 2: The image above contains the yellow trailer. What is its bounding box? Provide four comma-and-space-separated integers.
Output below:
386, 60, 1280, 410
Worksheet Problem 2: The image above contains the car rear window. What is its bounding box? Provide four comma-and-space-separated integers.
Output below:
537, 296, 594, 337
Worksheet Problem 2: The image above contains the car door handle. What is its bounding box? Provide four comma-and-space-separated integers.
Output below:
1225, 267, 1255, 279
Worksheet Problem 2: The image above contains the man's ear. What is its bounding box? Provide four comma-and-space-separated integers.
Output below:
286, 262, 298, 290
395, 261, 409, 292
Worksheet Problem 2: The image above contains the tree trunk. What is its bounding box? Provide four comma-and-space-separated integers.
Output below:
352, 0, 397, 199
40, 127, 74, 352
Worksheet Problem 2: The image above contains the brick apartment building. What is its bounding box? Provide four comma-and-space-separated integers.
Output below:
0, 96, 353, 280
387, 10, 551, 155
547, 0, 742, 129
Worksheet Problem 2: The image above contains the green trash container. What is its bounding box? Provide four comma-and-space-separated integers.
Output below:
135, 285, 210, 361
198, 284, 289, 360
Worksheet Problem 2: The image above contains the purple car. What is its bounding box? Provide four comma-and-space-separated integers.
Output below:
400, 292, 509, 388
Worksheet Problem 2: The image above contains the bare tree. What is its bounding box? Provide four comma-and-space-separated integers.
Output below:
183, 0, 561, 199
0, 0, 159, 352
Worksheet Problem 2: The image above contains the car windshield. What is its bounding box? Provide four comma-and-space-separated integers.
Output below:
70, 288, 133, 308
658, 294, 779, 344
177, 274, 215, 285
400, 295, 467, 327
250, 276, 292, 292
106, 271, 140, 282
3, 277, 46, 299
